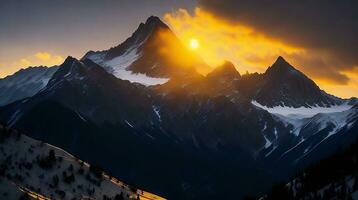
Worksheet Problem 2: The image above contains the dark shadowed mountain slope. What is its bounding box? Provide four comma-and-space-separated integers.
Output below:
259, 129, 358, 200
155, 60, 242, 98
43, 56, 156, 125
255, 103, 358, 177
251, 56, 343, 108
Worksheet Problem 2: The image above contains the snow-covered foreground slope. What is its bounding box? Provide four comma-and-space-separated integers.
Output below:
0, 124, 165, 200
0, 66, 58, 106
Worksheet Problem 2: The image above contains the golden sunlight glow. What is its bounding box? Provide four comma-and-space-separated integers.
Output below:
317, 70, 358, 98
164, 8, 303, 74
0, 52, 64, 78
164, 8, 358, 98
147, 28, 210, 74
35, 52, 52, 61
190, 39, 199, 50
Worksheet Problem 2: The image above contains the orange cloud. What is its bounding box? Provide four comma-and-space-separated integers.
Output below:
35, 52, 52, 60
164, 8, 357, 98
0, 52, 64, 78
164, 8, 303, 74
18, 58, 33, 67
317, 68, 358, 98
16, 52, 64, 68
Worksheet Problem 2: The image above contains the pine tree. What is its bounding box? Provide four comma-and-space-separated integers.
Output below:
114, 192, 124, 200
353, 175, 358, 191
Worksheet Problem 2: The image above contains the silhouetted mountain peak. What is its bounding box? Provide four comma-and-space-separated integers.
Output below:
254, 56, 343, 107
266, 56, 297, 75
218, 61, 239, 74
48, 57, 107, 86
135, 16, 169, 39
63, 56, 78, 64
84, 16, 170, 62
63, 57, 110, 77
276, 56, 287, 64
57, 56, 82, 73
145, 16, 167, 28
207, 61, 241, 81
48, 57, 84, 81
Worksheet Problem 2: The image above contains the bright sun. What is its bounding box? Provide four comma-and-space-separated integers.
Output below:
190, 39, 199, 49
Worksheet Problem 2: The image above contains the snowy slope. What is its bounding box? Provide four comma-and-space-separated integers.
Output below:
251, 100, 353, 120
286, 109, 357, 162
0, 124, 165, 200
83, 16, 172, 86
252, 100, 358, 164
83, 16, 209, 86
86, 42, 169, 86
251, 100, 355, 137
0, 66, 58, 106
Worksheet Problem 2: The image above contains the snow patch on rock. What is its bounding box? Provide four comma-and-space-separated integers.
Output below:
86, 45, 169, 86
251, 100, 352, 120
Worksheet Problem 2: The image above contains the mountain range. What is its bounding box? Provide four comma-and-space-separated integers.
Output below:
0, 16, 357, 200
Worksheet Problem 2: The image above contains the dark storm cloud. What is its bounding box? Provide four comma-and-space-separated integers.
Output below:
199, 0, 358, 83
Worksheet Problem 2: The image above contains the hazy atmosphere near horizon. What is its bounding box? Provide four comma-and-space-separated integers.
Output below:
0, 1, 358, 200
0, 0, 357, 98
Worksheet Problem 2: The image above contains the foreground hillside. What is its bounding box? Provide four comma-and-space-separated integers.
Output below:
0, 122, 164, 200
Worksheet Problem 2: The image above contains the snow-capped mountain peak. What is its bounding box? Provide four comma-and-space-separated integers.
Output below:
83, 16, 209, 86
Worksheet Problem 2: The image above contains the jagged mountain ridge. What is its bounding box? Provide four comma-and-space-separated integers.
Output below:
0, 66, 58, 106
2, 53, 357, 199
0, 56, 283, 199
16, 57, 156, 126
0, 17, 350, 108
253, 56, 343, 108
